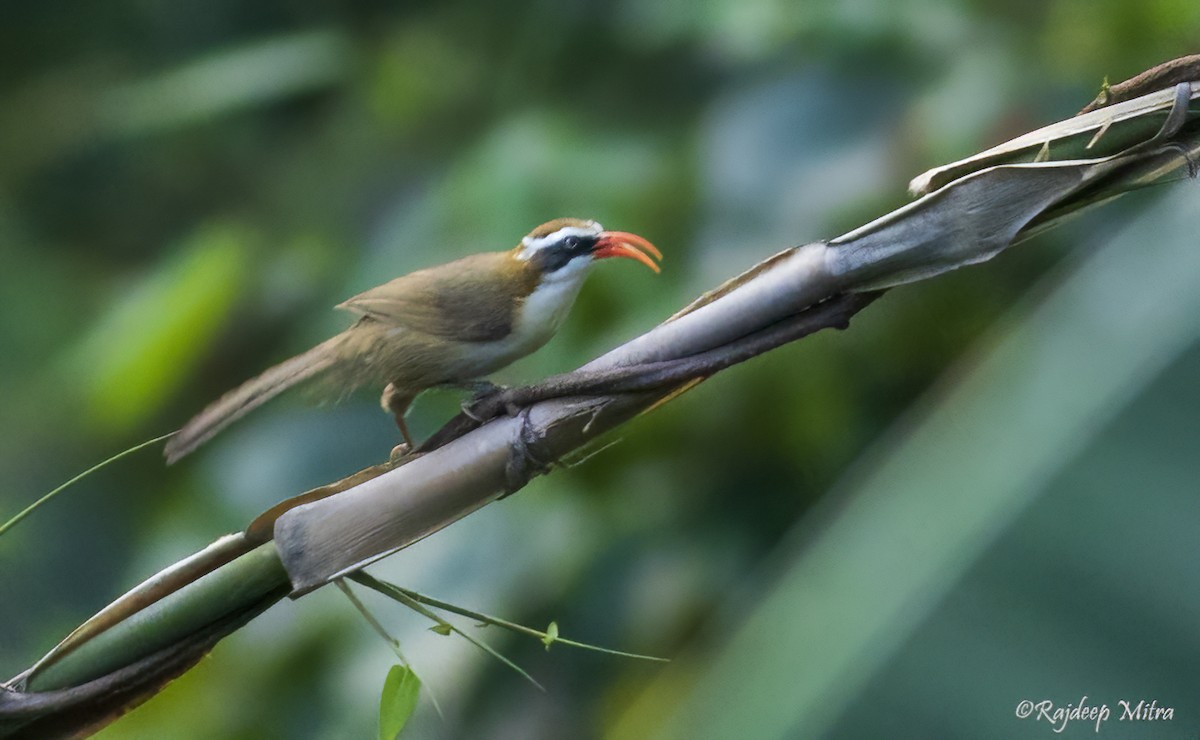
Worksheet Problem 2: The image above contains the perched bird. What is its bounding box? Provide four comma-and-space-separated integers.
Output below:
164, 218, 661, 463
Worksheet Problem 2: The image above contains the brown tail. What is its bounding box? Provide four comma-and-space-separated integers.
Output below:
164, 334, 346, 463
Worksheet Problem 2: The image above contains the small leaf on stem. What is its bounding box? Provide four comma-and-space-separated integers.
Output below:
542, 621, 559, 650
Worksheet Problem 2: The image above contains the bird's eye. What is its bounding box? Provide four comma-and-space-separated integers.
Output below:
562, 236, 581, 249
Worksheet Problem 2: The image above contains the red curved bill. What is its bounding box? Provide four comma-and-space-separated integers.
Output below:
594, 230, 662, 272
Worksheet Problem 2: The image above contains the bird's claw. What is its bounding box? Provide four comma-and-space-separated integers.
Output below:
389, 442, 411, 463
460, 400, 485, 422
459, 380, 512, 421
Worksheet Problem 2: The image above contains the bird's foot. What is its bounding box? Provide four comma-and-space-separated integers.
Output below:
389, 442, 411, 463
457, 381, 517, 421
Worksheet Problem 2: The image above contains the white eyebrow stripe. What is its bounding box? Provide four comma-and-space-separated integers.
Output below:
517, 224, 602, 261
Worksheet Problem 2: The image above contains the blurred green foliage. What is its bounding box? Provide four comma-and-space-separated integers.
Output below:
2, 1, 1199, 738
68, 222, 253, 432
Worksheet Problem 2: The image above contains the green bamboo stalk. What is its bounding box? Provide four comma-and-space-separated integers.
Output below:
22, 543, 289, 692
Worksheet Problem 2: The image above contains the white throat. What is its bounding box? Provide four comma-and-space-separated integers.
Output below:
518, 256, 593, 339
458, 257, 593, 377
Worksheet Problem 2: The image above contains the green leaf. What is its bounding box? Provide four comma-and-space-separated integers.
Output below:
429, 623, 452, 636
379, 664, 421, 740
66, 221, 253, 433
542, 621, 559, 651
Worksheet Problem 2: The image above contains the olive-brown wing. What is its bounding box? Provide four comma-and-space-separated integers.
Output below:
336, 251, 535, 343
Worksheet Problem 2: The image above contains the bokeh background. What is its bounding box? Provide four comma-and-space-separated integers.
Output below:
3, 2, 1200, 738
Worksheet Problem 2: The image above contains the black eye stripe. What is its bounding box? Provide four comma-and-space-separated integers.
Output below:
533, 234, 597, 272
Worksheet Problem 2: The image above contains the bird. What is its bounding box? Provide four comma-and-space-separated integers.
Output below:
164, 218, 661, 463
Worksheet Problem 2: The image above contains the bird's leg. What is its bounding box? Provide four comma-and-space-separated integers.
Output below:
380, 383, 416, 460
